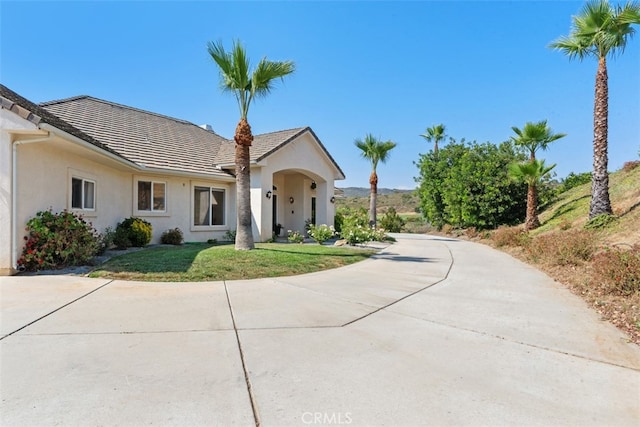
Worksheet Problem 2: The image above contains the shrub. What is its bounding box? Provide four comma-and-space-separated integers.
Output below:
114, 217, 152, 249
592, 245, 640, 296
287, 230, 304, 243
379, 207, 405, 233
491, 225, 528, 247
161, 228, 184, 245
622, 160, 640, 172
17, 209, 100, 271
337, 207, 387, 245
308, 224, 335, 244
558, 171, 591, 193
526, 230, 596, 266
224, 229, 236, 242
334, 208, 345, 233
584, 213, 617, 230
97, 226, 116, 255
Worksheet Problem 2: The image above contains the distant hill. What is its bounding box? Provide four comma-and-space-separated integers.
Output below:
337, 187, 415, 198
336, 187, 420, 214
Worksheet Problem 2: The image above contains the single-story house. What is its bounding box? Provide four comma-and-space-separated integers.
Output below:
0, 84, 345, 275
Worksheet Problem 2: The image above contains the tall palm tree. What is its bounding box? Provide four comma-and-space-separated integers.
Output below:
508, 159, 556, 230
550, 0, 640, 219
354, 134, 397, 227
208, 40, 295, 250
510, 120, 566, 161
420, 124, 446, 154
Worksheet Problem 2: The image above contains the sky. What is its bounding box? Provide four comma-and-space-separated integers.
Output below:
1, 0, 639, 189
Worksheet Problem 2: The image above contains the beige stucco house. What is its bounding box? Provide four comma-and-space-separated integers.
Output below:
0, 85, 345, 275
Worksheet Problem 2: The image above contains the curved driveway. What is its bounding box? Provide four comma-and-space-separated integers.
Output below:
1, 234, 639, 426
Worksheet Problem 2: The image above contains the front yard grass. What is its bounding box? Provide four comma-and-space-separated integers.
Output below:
89, 243, 376, 282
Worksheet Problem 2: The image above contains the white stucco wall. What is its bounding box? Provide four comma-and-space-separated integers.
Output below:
7, 130, 238, 271
254, 131, 341, 240
0, 108, 41, 273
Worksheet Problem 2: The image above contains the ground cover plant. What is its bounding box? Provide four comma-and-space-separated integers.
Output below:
89, 243, 376, 281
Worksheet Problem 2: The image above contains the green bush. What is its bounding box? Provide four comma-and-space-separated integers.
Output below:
558, 171, 591, 193
114, 217, 152, 249
334, 208, 345, 233
592, 245, 640, 296
161, 228, 184, 245
308, 224, 335, 244
379, 207, 405, 232
17, 209, 100, 271
224, 229, 236, 242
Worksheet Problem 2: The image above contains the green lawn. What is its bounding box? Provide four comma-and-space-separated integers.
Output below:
89, 243, 377, 282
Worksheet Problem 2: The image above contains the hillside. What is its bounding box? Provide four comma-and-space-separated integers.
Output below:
336, 188, 420, 214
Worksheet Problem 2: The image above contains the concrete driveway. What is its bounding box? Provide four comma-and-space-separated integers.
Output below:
1, 234, 638, 426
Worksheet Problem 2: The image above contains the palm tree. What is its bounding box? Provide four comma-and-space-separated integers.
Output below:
354, 134, 397, 227
550, 0, 640, 219
420, 124, 446, 154
208, 40, 295, 250
510, 120, 566, 161
508, 159, 556, 230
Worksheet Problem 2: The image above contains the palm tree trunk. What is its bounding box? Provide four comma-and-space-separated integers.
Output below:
235, 118, 255, 250
589, 56, 612, 218
525, 183, 540, 230
369, 171, 378, 227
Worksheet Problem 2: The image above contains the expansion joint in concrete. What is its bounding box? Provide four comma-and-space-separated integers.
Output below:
224, 280, 261, 427
0, 279, 114, 341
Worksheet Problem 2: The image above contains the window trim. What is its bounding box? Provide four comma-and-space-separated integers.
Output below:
191, 182, 229, 230
68, 169, 97, 215
134, 177, 169, 217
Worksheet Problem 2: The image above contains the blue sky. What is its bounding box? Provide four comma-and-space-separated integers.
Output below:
1, 0, 639, 189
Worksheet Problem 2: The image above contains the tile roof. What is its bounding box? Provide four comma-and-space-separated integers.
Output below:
0, 84, 131, 162
41, 95, 233, 178
2, 85, 344, 179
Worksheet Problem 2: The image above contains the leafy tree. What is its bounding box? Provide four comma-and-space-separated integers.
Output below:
208, 40, 295, 250
354, 134, 397, 227
510, 120, 566, 161
420, 124, 447, 154
508, 159, 557, 230
415, 139, 528, 230
550, 0, 640, 219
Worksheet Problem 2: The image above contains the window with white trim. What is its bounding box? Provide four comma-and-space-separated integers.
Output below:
194, 186, 225, 226
137, 180, 166, 212
71, 177, 95, 210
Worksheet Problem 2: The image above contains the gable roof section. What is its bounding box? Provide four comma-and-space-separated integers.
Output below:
0, 84, 130, 162
41, 95, 233, 178
215, 127, 346, 179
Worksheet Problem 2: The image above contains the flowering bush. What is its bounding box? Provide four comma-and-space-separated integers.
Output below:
287, 230, 304, 243
308, 224, 335, 244
339, 207, 386, 245
17, 209, 100, 271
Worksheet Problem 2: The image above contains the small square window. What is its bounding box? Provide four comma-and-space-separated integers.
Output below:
137, 180, 166, 212
71, 177, 95, 210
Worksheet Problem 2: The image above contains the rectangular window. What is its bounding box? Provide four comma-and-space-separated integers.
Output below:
194, 186, 225, 226
71, 177, 95, 210
138, 180, 166, 212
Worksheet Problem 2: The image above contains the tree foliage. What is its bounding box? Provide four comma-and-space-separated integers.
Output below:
415, 139, 533, 230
